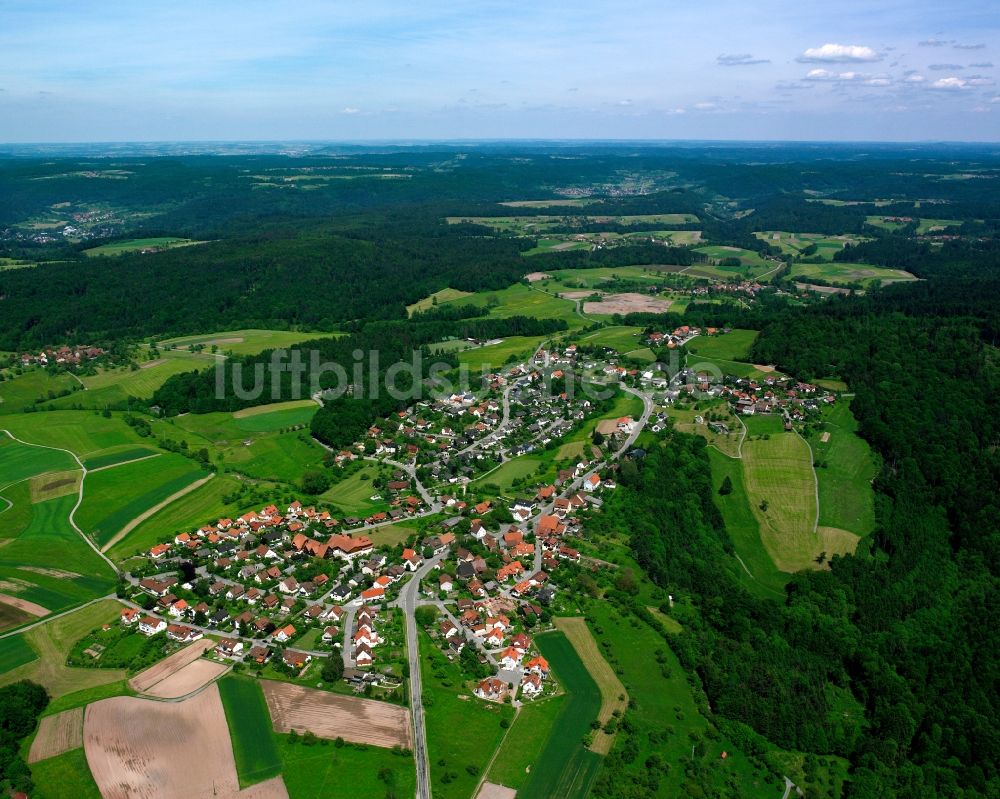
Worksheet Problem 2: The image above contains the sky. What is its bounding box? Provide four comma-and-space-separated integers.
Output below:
1, 0, 998, 143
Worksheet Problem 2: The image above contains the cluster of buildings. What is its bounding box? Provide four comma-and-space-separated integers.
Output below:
20, 345, 105, 367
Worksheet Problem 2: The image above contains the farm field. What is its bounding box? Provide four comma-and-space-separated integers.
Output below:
517, 631, 602, 799
0, 634, 38, 672
686, 353, 777, 380
789, 261, 917, 288
707, 448, 789, 598
446, 213, 698, 234
0, 600, 126, 697
740, 417, 859, 572
420, 630, 514, 799
261, 680, 413, 748
277, 734, 417, 799
76, 451, 206, 547
28, 707, 84, 763
685, 328, 758, 361
576, 326, 646, 353
808, 403, 878, 539
232, 399, 318, 430
694, 244, 771, 269
538, 265, 680, 292
439, 282, 581, 329
552, 617, 627, 755
84, 685, 289, 798
130, 640, 219, 696
754, 231, 866, 260
474, 455, 545, 492
219, 675, 284, 787
81, 446, 158, 470
29, 747, 102, 799
486, 695, 566, 790
581, 292, 672, 316
0, 433, 78, 487
0, 602, 35, 633
82, 236, 204, 256
0, 410, 148, 459
0, 369, 80, 415
454, 335, 549, 371
407, 287, 474, 315
107, 473, 244, 561
499, 198, 600, 208
160, 328, 343, 356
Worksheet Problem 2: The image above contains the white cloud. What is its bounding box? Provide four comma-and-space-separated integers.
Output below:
929, 77, 968, 90
903, 73, 926, 83
803, 69, 889, 86
966, 76, 995, 87
798, 43, 882, 63
694, 101, 717, 110
716, 53, 769, 66
341, 107, 360, 114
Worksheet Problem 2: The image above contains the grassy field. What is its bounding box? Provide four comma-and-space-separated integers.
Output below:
575, 325, 645, 353
669, 406, 744, 459
218, 675, 283, 787
232, 401, 318, 432
438, 283, 581, 329
77, 452, 206, 547
0, 369, 80, 415
446, 213, 697, 234
160, 328, 343, 357
789, 262, 917, 288
472, 455, 545, 492
686, 354, 777, 380
583, 601, 784, 796
553, 618, 628, 755
808, 403, 878, 539
486, 695, 567, 790
499, 198, 600, 208
30, 747, 102, 799
0, 635, 38, 672
685, 329, 758, 361
0, 600, 126, 697
81, 446, 158, 470
707, 448, 788, 598
407, 288, 475, 315
0, 434, 78, 488
277, 734, 417, 799
740, 418, 846, 573
0, 411, 147, 459
420, 631, 514, 799
454, 335, 549, 371
754, 231, 866, 260
518, 631, 602, 799
107, 473, 244, 561
83, 237, 204, 256
320, 464, 387, 516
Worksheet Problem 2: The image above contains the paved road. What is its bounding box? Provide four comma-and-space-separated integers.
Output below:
396, 552, 444, 799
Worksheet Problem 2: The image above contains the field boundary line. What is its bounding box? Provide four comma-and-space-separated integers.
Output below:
88, 453, 162, 473
0, 429, 117, 575
100, 473, 215, 553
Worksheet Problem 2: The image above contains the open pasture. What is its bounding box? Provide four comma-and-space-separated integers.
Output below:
261, 679, 412, 748
446, 213, 698, 235
0, 369, 80, 415
160, 328, 343, 357
83, 237, 204, 256
486, 696, 566, 790
576, 325, 645, 353
685, 328, 758, 361
407, 287, 474, 315
0, 411, 147, 459
232, 400, 318, 431
789, 261, 916, 288
754, 231, 866, 260
455, 335, 550, 371
439, 282, 580, 327
0, 433, 78, 487
553, 617, 627, 755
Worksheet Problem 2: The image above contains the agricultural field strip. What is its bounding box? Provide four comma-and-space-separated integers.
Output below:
28, 707, 84, 763
0, 430, 116, 575
128, 638, 215, 693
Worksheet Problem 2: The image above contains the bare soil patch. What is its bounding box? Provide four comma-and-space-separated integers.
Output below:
0, 592, 49, 616
820, 432, 831, 443
261, 680, 412, 748
752, 364, 777, 373
524, 272, 553, 282
84, 685, 288, 799
583, 293, 672, 316
129, 639, 214, 694
28, 707, 83, 762
560, 290, 599, 300
145, 658, 229, 699
476, 783, 517, 799
595, 419, 619, 436
139, 358, 167, 369
19, 566, 81, 579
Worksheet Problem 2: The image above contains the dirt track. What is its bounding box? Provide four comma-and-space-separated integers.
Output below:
583, 292, 672, 315
84, 685, 288, 799
261, 680, 412, 748
129, 639, 214, 694
28, 707, 83, 763
100, 474, 215, 553
145, 658, 228, 698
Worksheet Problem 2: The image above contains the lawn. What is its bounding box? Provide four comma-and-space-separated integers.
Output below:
320, 464, 388, 516
218, 675, 283, 787
487, 695, 566, 789
76, 452, 206, 547
420, 631, 514, 799
518, 631, 603, 799
0, 369, 79, 415
160, 328, 344, 357
686, 354, 777, 380
808, 403, 878, 539
685, 329, 758, 361
472, 455, 545, 492
276, 734, 417, 799
82, 237, 204, 256
29, 747, 102, 799
107, 473, 244, 561
789, 262, 916, 288
0, 600, 126, 697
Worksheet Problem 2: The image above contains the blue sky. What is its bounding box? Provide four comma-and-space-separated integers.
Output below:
1, 0, 998, 142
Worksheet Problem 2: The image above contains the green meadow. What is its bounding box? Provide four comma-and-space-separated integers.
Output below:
0, 369, 80, 415
789, 261, 916, 288
160, 328, 344, 357
219, 675, 283, 787
83, 237, 204, 256
685, 328, 758, 361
